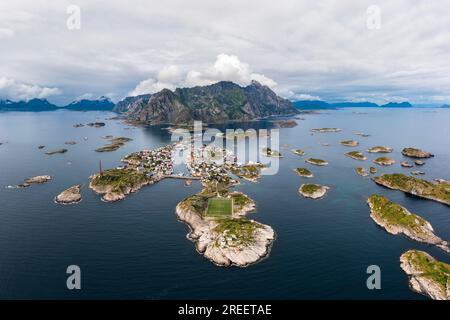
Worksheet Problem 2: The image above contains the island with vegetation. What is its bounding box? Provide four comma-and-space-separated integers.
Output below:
45, 148, 68, 155
16, 175, 53, 188
356, 167, 369, 177
367, 146, 393, 153
298, 183, 329, 199
176, 188, 275, 267
292, 149, 305, 156
345, 151, 367, 161
373, 157, 396, 166
262, 147, 282, 158
400, 250, 450, 300
294, 167, 314, 178
369, 166, 377, 174
310, 128, 342, 133
305, 158, 328, 166
89, 168, 153, 202
367, 195, 449, 253
402, 147, 434, 158
401, 161, 414, 168
373, 173, 450, 206
95, 137, 132, 152
340, 140, 359, 147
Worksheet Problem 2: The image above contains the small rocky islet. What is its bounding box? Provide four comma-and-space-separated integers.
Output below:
55, 185, 82, 204
298, 183, 329, 199
367, 146, 393, 153
356, 167, 369, 177
340, 140, 359, 147
305, 158, 328, 166
402, 147, 434, 158
95, 136, 132, 152
292, 149, 305, 156
294, 167, 314, 178
310, 128, 341, 133
373, 156, 396, 166
262, 147, 282, 158
345, 151, 367, 161
14, 175, 53, 188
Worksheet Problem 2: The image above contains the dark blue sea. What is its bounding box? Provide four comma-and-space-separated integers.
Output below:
0, 108, 449, 299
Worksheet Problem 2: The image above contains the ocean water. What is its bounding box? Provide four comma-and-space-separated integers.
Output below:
0, 108, 449, 299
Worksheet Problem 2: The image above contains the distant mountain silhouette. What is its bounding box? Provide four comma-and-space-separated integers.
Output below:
65, 96, 115, 111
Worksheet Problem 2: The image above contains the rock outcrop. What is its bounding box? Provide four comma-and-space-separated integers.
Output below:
400, 250, 450, 300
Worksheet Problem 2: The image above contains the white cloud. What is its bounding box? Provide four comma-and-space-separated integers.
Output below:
0, 28, 14, 39
128, 54, 277, 96
0, 77, 61, 101
2, 1, 450, 104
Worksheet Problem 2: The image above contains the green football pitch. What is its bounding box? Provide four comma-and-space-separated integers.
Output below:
205, 198, 233, 217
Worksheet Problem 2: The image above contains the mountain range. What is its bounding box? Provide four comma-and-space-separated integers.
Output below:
293, 100, 414, 110
0, 97, 115, 112
114, 81, 298, 124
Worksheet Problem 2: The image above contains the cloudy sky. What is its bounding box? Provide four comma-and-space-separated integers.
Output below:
1, 0, 450, 105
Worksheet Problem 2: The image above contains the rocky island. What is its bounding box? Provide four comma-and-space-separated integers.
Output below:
356, 167, 369, 177
176, 188, 275, 267
55, 185, 82, 204
340, 140, 359, 147
367, 195, 449, 253
401, 161, 414, 168
298, 183, 329, 199
292, 149, 305, 156
95, 137, 132, 152
45, 148, 68, 155
400, 250, 450, 300
16, 175, 53, 188
373, 157, 396, 166
402, 147, 434, 158
373, 173, 450, 206
305, 158, 328, 166
310, 128, 341, 133
369, 166, 377, 174
367, 146, 393, 153
262, 147, 282, 158
89, 168, 153, 202
294, 168, 314, 178
345, 151, 367, 161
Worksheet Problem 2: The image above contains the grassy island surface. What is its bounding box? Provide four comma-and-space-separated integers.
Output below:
212, 218, 264, 247
345, 151, 367, 160
305, 158, 328, 166
400, 250, 450, 300
294, 167, 314, 177
373, 173, 450, 206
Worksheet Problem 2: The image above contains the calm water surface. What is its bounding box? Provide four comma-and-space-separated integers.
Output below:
0, 108, 449, 299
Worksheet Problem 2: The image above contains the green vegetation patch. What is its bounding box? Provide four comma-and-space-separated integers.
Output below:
96, 137, 132, 152
213, 218, 263, 247
91, 168, 148, 192
307, 158, 327, 165
206, 198, 233, 217
345, 151, 366, 160
368, 195, 428, 233
295, 168, 313, 177
300, 183, 322, 194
